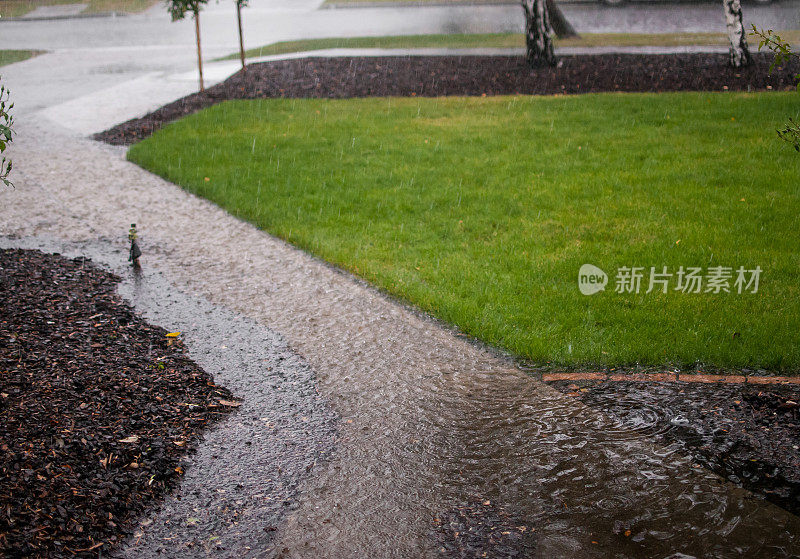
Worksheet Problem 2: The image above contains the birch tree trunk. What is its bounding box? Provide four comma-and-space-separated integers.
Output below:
522, 0, 555, 67
194, 9, 205, 91
722, 0, 751, 67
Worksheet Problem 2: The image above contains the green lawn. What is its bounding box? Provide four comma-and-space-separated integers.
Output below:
218, 31, 800, 61
128, 93, 800, 371
0, 50, 40, 67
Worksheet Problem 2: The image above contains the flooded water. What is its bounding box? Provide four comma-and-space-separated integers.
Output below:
276, 356, 800, 558
548, 379, 800, 519
3, 212, 799, 556
3, 237, 798, 558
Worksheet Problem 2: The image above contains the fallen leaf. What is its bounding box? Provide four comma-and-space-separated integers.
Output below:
166, 332, 181, 338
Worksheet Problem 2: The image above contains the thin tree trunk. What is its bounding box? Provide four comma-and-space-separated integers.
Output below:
236, 2, 246, 71
722, 0, 751, 67
194, 10, 205, 91
522, 0, 555, 67
546, 0, 578, 39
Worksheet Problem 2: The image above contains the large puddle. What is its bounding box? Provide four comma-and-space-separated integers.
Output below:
276, 352, 800, 557
3, 240, 798, 558
547, 378, 800, 518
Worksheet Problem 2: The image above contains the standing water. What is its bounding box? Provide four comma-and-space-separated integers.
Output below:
2, 121, 798, 557
273, 347, 799, 557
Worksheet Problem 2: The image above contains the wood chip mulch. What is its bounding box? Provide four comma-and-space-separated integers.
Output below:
94, 53, 800, 146
0, 248, 236, 557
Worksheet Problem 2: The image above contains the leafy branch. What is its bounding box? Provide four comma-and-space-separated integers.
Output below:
751, 26, 800, 151
0, 79, 13, 187
751, 27, 799, 84
777, 119, 800, 152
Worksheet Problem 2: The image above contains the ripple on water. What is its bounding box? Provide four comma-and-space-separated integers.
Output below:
277, 354, 800, 558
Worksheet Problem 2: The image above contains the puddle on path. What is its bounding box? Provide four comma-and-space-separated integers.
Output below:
275, 351, 800, 558
3, 238, 798, 558
0, 236, 337, 558
547, 379, 800, 519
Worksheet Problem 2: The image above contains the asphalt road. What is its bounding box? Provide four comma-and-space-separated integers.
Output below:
0, 0, 797, 52
0, 0, 797, 116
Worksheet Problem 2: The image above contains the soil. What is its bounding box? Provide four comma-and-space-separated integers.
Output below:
94, 53, 800, 145
0, 248, 236, 557
547, 379, 800, 517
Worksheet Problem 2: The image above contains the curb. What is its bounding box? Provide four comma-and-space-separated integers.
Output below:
541, 371, 800, 385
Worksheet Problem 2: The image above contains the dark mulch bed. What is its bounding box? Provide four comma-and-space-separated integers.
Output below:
548, 379, 800, 516
0, 249, 236, 557
94, 53, 800, 146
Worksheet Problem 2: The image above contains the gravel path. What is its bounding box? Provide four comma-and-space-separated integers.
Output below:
0, 236, 338, 558
3, 110, 800, 556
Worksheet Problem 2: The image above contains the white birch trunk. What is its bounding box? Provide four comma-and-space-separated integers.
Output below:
522, 0, 555, 67
722, 0, 751, 68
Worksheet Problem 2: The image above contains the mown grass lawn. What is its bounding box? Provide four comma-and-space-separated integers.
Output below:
216, 32, 800, 61
0, 50, 41, 67
128, 93, 800, 370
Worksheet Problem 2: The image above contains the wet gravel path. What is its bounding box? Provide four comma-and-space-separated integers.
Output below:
0, 237, 337, 558
4, 113, 800, 556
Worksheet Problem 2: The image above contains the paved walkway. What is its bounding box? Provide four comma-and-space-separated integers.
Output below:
1, 1, 800, 555
4, 109, 800, 558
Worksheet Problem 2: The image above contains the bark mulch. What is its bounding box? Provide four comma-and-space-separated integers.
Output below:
0, 249, 237, 557
94, 53, 800, 146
